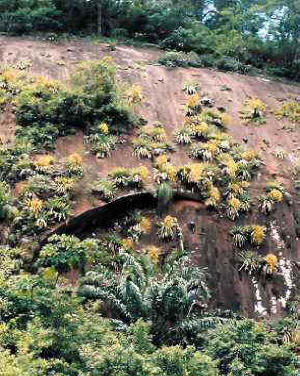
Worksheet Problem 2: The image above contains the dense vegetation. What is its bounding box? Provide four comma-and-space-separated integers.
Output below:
0, 5, 299, 374
0, 0, 299, 80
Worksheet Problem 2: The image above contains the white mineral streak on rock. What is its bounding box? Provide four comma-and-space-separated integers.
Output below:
278, 258, 293, 308
270, 221, 285, 249
270, 296, 277, 314
270, 221, 294, 309
252, 276, 267, 316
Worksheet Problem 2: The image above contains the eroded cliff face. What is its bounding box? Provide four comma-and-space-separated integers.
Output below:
0, 36, 299, 317
170, 199, 298, 318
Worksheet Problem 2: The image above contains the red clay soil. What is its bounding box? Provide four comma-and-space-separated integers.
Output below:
0, 37, 299, 316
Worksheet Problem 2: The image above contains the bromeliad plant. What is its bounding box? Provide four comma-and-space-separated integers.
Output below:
85, 122, 118, 158
275, 101, 300, 123
92, 166, 149, 201
230, 224, 266, 248
259, 180, 285, 214
157, 215, 181, 241
240, 98, 266, 125
238, 250, 264, 275
133, 123, 173, 159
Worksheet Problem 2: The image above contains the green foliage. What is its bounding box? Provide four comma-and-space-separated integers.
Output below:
38, 234, 89, 274
0, 181, 11, 220
91, 178, 117, 201
206, 319, 297, 376
1, 58, 137, 151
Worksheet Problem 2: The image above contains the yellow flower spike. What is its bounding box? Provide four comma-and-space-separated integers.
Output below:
146, 245, 161, 264
265, 253, 278, 273
140, 217, 151, 233
251, 225, 266, 245
26, 198, 43, 217
228, 197, 241, 211
99, 122, 109, 135
226, 159, 237, 178
127, 84, 142, 104
241, 150, 256, 161
155, 154, 168, 169
67, 153, 82, 166
268, 189, 283, 202
136, 166, 148, 181
122, 238, 134, 250
186, 93, 200, 109
166, 165, 177, 182
189, 163, 204, 182
210, 187, 221, 203
35, 155, 55, 167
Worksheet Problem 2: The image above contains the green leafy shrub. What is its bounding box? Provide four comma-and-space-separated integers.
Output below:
91, 178, 116, 202
38, 234, 88, 274
0, 181, 11, 220
158, 51, 202, 68
206, 319, 297, 376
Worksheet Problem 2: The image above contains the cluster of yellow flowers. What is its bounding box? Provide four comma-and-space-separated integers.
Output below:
146, 245, 161, 264
251, 225, 266, 245
122, 238, 134, 250
26, 197, 43, 217
67, 153, 82, 166
163, 215, 176, 229
133, 166, 149, 181
245, 98, 266, 112
190, 122, 209, 137
205, 186, 221, 207
275, 101, 300, 123
188, 163, 205, 182
268, 189, 283, 202
265, 253, 278, 273
186, 94, 200, 109
140, 217, 151, 233
35, 155, 55, 168
155, 155, 177, 182
241, 150, 257, 162
127, 84, 142, 105
225, 159, 238, 178
99, 122, 109, 135
228, 197, 241, 211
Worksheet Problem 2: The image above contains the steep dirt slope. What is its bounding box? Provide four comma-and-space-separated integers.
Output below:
0, 36, 299, 317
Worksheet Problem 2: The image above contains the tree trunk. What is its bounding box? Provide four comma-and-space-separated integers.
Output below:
97, 1, 102, 35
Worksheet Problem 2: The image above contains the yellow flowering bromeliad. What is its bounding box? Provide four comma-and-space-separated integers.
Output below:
26, 197, 43, 217
225, 159, 238, 178
227, 197, 241, 219
268, 189, 283, 203
35, 155, 55, 168
187, 93, 200, 109
135, 166, 149, 181
251, 225, 266, 245
205, 186, 221, 208
99, 122, 109, 135
67, 153, 82, 166
127, 84, 142, 105
241, 150, 257, 162
122, 238, 134, 250
245, 98, 266, 112
146, 245, 161, 264
166, 165, 177, 182
188, 163, 204, 183
265, 253, 278, 273
158, 215, 179, 240
140, 217, 151, 233
155, 155, 168, 170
